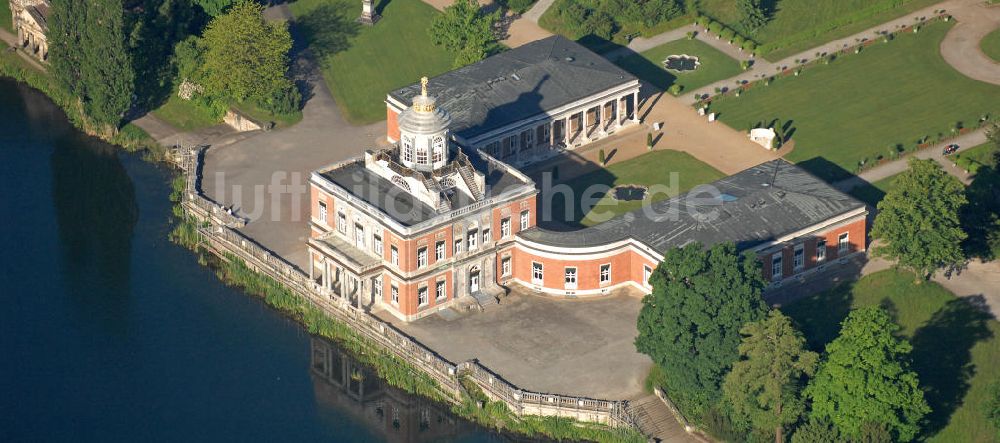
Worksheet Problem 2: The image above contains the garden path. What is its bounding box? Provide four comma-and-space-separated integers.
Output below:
678, 0, 983, 103
940, 1, 1000, 85
603, 24, 751, 63
833, 127, 988, 192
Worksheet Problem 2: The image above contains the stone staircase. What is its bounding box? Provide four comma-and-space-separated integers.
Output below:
458, 165, 484, 200
470, 287, 505, 312
630, 395, 700, 442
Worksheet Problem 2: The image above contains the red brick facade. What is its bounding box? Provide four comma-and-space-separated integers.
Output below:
387, 107, 400, 142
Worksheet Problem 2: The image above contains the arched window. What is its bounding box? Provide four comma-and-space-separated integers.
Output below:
391, 175, 411, 191
432, 136, 445, 162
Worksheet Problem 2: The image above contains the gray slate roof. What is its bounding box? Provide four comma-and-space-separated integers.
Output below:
321, 149, 533, 227
388, 35, 637, 141
519, 160, 866, 254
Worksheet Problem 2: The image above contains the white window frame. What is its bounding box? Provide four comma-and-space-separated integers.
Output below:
467, 229, 478, 250
374, 234, 383, 256
454, 239, 462, 255
435, 280, 446, 300
600, 263, 611, 284
643, 265, 653, 287
816, 239, 826, 262
337, 212, 346, 234
318, 200, 327, 223
793, 244, 804, 270
391, 246, 399, 266
432, 136, 445, 162
482, 228, 491, 244
771, 254, 783, 280
520, 210, 529, 231
564, 267, 578, 289
416, 147, 428, 164
501, 218, 511, 238
532, 262, 543, 284
390, 285, 399, 305
417, 247, 428, 268
373, 275, 383, 298
838, 233, 850, 253
501, 256, 511, 276
418, 286, 428, 306
435, 241, 445, 261
355, 224, 365, 249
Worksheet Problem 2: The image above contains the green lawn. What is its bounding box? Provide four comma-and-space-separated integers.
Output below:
552, 149, 724, 226
0, 1, 11, 33
613, 39, 742, 93
289, 0, 457, 124
709, 21, 1000, 182
847, 174, 900, 206
954, 143, 998, 175
152, 94, 223, 132
782, 269, 1000, 442
698, 0, 941, 61
982, 27, 1000, 63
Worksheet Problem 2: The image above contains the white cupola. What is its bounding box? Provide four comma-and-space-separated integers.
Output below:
397, 76, 452, 172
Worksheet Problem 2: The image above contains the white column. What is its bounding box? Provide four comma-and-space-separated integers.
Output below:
582, 109, 590, 142
632, 91, 640, 122
323, 260, 331, 290
564, 116, 571, 145
598, 103, 607, 136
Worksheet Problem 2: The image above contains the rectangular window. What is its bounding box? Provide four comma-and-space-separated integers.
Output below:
520, 210, 530, 231
816, 239, 826, 261
436, 280, 446, 300
318, 201, 328, 223
416, 148, 428, 164
355, 224, 365, 249
771, 254, 783, 280
793, 244, 804, 270
373, 275, 382, 298
482, 228, 491, 244
374, 234, 383, 256
337, 212, 346, 234
435, 241, 445, 261
600, 264, 611, 284
417, 247, 427, 268
467, 229, 478, 250
391, 246, 399, 266
532, 262, 543, 283
838, 233, 850, 253
564, 267, 577, 289
643, 266, 653, 286
501, 256, 511, 276
521, 129, 533, 151
501, 218, 511, 237
454, 239, 462, 255
390, 285, 399, 305
418, 287, 428, 306
537, 124, 550, 146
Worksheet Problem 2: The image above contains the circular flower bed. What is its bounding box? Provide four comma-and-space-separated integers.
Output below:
611, 185, 648, 201
663, 54, 701, 72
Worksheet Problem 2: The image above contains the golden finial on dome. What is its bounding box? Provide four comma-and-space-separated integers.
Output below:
420, 76, 429, 97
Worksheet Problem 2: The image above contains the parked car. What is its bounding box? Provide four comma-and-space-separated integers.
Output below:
943, 144, 960, 155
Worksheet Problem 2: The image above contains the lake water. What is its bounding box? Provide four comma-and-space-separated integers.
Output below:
0, 79, 505, 442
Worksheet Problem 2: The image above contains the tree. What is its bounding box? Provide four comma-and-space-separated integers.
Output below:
49, 0, 136, 126
737, 0, 768, 34
790, 418, 841, 443
871, 158, 967, 279
804, 307, 930, 442
635, 242, 768, 418
194, 0, 236, 16
722, 311, 818, 443
429, 0, 501, 68
200, 0, 295, 106
987, 381, 1000, 439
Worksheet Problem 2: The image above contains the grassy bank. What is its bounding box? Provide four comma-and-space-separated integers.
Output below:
709, 20, 1000, 182
0, 47, 163, 159
847, 173, 900, 206
1, 1, 12, 32
953, 143, 998, 175
782, 269, 1000, 441
982, 27, 1000, 63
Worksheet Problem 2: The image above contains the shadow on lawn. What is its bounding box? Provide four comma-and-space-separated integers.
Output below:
614, 53, 677, 91
797, 156, 856, 183
910, 297, 993, 437
293, 4, 361, 61
780, 281, 856, 352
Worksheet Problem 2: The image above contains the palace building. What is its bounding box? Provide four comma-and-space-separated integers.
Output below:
386, 35, 641, 168
9, 0, 50, 61
311, 43, 868, 322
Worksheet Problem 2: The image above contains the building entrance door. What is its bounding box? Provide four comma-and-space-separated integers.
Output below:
470, 269, 480, 293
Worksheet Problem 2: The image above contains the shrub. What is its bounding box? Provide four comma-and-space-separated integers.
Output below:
719, 27, 736, 42
732, 35, 745, 49
668, 84, 683, 95
686, 31, 696, 40
742, 40, 756, 52
696, 15, 710, 28
500, 0, 535, 14
598, 148, 606, 165
708, 20, 722, 35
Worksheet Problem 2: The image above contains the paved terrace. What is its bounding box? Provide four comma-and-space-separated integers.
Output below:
376, 287, 653, 401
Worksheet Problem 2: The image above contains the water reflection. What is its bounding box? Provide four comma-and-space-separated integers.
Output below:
310, 337, 506, 443
51, 131, 138, 332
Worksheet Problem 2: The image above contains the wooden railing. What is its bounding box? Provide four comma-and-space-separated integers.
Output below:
172, 145, 641, 432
